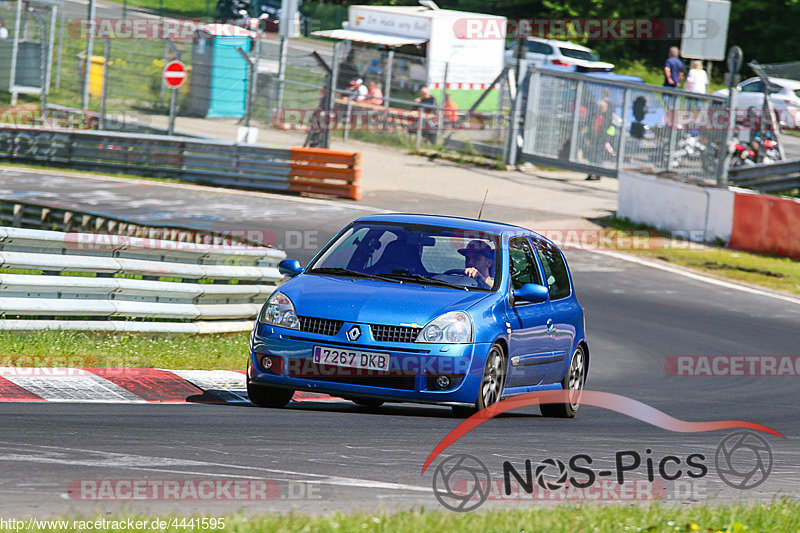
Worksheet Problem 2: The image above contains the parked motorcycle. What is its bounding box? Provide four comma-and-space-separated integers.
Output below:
730, 131, 781, 167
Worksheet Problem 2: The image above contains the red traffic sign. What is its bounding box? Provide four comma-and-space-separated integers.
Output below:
163, 60, 187, 89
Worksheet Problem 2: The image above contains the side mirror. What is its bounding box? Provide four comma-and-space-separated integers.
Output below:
278, 259, 304, 277
513, 283, 549, 303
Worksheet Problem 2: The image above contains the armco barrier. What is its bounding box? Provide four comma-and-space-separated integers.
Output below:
289, 147, 362, 200
0, 227, 285, 332
729, 192, 800, 259
0, 128, 362, 200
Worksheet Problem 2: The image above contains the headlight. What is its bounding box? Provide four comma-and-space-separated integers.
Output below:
259, 292, 300, 330
416, 311, 473, 344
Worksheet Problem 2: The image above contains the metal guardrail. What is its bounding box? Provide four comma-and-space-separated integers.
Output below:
0, 128, 294, 192
728, 158, 800, 192
0, 128, 362, 199
0, 227, 285, 332
0, 198, 259, 247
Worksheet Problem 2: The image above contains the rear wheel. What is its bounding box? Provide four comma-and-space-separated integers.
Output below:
247, 379, 294, 408
451, 343, 506, 417
541, 345, 586, 418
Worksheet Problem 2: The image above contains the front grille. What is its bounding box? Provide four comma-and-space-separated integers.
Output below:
370, 324, 421, 343
299, 316, 343, 336
288, 360, 416, 390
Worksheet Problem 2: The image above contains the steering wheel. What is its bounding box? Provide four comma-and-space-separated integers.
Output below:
442, 269, 489, 288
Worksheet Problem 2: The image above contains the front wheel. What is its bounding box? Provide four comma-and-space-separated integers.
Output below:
541, 345, 586, 418
247, 380, 294, 408
452, 343, 506, 417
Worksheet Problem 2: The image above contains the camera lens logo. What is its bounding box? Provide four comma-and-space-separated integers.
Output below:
432, 454, 491, 512
714, 431, 773, 490
534, 458, 568, 490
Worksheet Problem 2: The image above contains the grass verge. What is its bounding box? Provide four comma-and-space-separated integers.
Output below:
2, 500, 799, 532
595, 217, 800, 296
0, 330, 249, 369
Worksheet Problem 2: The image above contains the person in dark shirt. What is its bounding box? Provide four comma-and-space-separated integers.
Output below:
414, 85, 437, 112
663, 46, 684, 88
413, 86, 438, 143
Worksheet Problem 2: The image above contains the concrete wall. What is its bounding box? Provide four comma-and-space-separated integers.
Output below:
618, 169, 734, 242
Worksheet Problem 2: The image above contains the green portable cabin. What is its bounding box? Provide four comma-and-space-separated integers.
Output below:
187, 24, 254, 118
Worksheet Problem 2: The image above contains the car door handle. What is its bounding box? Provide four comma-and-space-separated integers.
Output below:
546, 319, 555, 333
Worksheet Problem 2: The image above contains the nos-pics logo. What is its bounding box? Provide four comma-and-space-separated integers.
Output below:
431, 430, 773, 512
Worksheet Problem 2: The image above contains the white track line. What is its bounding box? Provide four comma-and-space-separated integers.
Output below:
589, 249, 800, 307
0, 443, 429, 493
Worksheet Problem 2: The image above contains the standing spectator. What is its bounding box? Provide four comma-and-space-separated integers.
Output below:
414, 85, 437, 112
685, 60, 708, 94
663, 46, 684, 88
414, 86, 437, 143
586, 89, 616, 180
0, 19, 9, 40
443, 93, 458, 124
367, 81, 383, 105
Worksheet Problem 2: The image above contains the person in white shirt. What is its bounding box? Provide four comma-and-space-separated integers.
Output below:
0, 19, 9, 39
685, 60, 708, 94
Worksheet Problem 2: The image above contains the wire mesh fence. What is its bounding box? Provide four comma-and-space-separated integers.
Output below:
522, 67, 730, 182
5, 5, 771, 183
2, 2, 511, 155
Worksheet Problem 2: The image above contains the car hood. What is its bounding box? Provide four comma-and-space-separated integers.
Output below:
279, 274, 495, 326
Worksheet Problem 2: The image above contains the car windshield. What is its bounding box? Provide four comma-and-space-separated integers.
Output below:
559, 47, 594, 61
307, 222, 501, 291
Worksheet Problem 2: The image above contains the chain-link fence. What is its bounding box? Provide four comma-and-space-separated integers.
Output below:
0, 3, 511, 155
522, 67, 730, 183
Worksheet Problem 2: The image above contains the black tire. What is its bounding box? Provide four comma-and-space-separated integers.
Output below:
247, 380, 294, 408
451, 343, 506, 416
541, 345, 586, 418
351, 398, 384, 408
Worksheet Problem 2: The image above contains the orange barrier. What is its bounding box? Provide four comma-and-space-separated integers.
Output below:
729, 192, 800, 259
288, 147, 362, 200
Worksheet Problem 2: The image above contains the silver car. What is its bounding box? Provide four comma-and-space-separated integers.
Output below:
504, 37, 614, 72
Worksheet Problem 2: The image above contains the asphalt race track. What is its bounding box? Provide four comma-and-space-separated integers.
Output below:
1, 173, 799, 516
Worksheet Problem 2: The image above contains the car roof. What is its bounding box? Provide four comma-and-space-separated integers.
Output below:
525, 36, 592, 53
742, 76, 800, 89
354, 213, 533, 236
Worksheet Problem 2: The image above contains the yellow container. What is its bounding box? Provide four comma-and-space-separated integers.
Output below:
89, 55, 105, 98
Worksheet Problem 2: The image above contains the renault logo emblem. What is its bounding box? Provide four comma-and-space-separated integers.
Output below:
346, 325, 362, 342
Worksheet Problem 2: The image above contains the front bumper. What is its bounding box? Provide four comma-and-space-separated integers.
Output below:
248, 321, 492, 404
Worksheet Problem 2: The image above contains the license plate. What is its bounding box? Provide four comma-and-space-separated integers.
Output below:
312, 346, 390, 372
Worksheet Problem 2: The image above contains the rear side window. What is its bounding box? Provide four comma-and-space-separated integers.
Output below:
508, 237, 542, 290
534, 241, 571, 300
526, 41, 553, 54
558, 47, 594, 61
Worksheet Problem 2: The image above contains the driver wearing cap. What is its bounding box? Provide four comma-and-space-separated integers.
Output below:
458, 240, 494, 288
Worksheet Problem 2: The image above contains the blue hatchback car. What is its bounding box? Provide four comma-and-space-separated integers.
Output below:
247, 214, 588, 417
